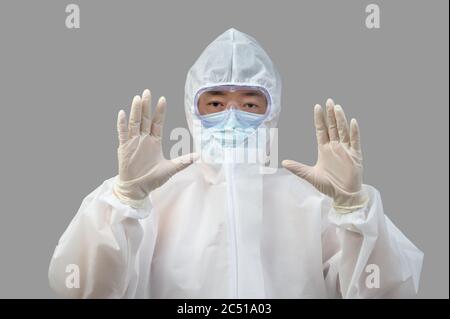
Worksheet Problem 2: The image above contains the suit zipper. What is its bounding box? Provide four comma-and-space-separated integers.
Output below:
224, 162, 239, 298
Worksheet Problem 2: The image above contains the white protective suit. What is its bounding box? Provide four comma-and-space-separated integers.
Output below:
48, 28, 423, 298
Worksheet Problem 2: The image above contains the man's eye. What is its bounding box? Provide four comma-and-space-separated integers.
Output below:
208, 102, 222, 107
244, 103, 257, 108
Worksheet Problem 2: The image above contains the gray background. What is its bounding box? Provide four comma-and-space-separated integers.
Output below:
0, 0, 447, 298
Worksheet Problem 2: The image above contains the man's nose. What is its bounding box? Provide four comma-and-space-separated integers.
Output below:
225, 101, 240, 110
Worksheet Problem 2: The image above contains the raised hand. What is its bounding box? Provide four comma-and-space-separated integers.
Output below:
113, 89, 198, 208
282, 98, 368, 213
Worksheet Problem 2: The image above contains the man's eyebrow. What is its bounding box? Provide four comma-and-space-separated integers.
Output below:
241, 91, 264, 97
205, 91, 226, 96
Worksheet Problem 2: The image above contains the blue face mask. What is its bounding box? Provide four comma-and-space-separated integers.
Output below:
199, 108, 266, 148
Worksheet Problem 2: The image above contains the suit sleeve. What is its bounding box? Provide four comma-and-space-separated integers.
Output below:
321, 184, 424, 298
48, 177, 156, 298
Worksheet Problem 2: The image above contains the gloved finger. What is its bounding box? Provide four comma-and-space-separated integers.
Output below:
281, 160, 315, 185
151, 96, 167, 138
314, 104, 329, 145
169, 153, 199, 175
334, 104, 350, 145
350, 118, 361, 152
129, 95, 142, 138
117, 110, 128, 145
141, 89, 151, 134
326, 98, 339, 142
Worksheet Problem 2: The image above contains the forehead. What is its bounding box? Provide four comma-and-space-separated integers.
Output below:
201, 89, 265, 98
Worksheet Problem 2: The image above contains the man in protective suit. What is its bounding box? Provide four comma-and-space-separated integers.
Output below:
49, 28, 423, 298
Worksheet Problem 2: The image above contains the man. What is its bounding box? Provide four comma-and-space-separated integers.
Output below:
48, 28, 423, 298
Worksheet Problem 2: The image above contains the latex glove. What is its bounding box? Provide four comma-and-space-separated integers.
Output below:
113, 89, 198, 208
282, 99, 368, 213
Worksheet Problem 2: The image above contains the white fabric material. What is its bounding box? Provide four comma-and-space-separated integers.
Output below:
49, 28, 423, 298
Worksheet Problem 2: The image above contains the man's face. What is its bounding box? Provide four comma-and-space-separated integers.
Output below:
197, 89, 268, 115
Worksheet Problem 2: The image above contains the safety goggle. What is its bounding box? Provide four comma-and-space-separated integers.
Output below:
193, 84, 272, 117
